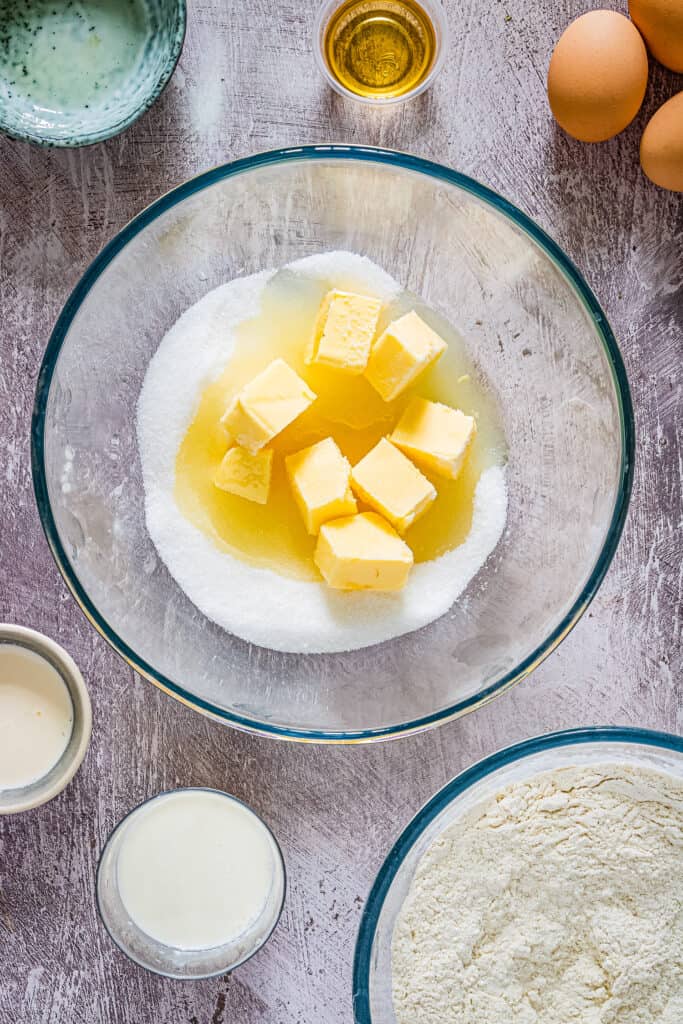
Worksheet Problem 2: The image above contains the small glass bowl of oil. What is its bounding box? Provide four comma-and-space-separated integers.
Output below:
314, 0, 448, 104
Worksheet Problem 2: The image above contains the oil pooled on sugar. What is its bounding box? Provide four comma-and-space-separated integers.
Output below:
175, 271, 507, 582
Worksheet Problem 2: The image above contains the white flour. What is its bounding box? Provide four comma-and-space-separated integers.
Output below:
392, 763, 683, 1024
137, 252, 507, 654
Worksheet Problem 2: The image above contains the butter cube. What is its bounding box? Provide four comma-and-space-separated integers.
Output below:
365, 310, 447, 402
286, 437, 357, 534
351, 438, 436, 534
391, 397, 477, 480
314, 512, 413, 591
221, 359, 316, 454
307, 290, 383, 375
214, 446, 273, 504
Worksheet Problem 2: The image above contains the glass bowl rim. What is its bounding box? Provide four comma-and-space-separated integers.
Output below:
352, 724, 683, 1022
95, 785, 287, 979
0, 0, 187, 148
31, 144, 635, 743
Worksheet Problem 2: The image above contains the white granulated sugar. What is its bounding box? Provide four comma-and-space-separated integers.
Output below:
392, 763, 683, 1024
137, 252, 507, 654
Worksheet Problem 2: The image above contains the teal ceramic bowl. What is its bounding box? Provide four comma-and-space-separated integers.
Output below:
0, 0, 186, 146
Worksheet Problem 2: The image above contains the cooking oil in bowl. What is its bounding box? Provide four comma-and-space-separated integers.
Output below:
321, 0, 439, 100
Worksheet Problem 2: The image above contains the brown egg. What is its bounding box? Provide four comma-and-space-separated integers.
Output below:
640, 92, 683, 191
548, 11, 649, 142
629, 0, 683, 73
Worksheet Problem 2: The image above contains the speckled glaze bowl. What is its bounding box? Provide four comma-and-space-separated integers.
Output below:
0, 0, 186, 147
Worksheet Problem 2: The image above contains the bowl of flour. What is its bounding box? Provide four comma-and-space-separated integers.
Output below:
354, 726, 683, 1022
32, 147, 633, 741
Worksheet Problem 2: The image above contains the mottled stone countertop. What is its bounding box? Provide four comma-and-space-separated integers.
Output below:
0, 1, 681, 1022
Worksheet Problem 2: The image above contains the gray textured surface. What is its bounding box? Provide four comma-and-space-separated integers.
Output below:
0, 1, 681, 1022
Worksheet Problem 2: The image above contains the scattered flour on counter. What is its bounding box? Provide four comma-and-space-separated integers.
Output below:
137, 252, 508, 654
392, 763, 683, 1024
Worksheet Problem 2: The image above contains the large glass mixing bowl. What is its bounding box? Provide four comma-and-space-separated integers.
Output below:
32, 146, 633, 742
353, 727, 683, 1022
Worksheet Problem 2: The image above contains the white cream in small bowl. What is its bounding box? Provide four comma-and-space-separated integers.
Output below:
0, 624, 92, 814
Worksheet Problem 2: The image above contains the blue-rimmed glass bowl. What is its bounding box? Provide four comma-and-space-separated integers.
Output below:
353, 726, 683, 1022
32, 146, 633, 742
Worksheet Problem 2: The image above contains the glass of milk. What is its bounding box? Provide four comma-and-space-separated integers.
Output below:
96, 788, 286, 977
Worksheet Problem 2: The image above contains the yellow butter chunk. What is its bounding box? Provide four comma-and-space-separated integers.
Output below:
214, 446, 273, 504
351, 438, 436, 534
221, 358, 316, 454
365, 310, 447, 402
391, 396, 477, 480
314, 512, 414, 591
307, 290, 383, 375
286, 437, 357, 535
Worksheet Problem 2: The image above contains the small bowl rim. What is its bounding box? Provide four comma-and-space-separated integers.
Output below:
352, 725, 683, 1022
0, 623, 92, 813
0, 0, 187, 148
31, 145, 635, 743
95, 786, 287, 979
